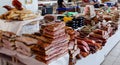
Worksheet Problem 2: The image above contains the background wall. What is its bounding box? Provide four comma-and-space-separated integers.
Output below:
0, 0, 38, 15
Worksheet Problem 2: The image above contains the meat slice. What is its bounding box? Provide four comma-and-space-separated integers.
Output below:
44, 22, 65, 31
36, 47, 68, 61
39, 34, 69, 44
43, 32, 66, 39
89, 33, 106, 40
69, 49, 80, 59
15, 41, 33, 56
3, 5, 13, 11
34, 43, 68, 56
2, 39, 16, 50
36, 51, 68, 64
43, 28, 65, 36
16, 36, 38, 45
35, 39, 69, 51
2, 31, 16, 38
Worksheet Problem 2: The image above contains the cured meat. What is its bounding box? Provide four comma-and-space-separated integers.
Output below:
36, 39, 69, 51
78, 45, 89, 53
3, 5, 13, 11
36, 51, 68, 64
84, 38, 102, 51
44, 14, 56, 22
84, 38, 96, 44
65, 27, 75, 35
34, 22, 69, 64
69, 49, 80, 59
43, 31, 65, 39
12, 0, 23, 10
89, 33, 106, 40
93, 29, 106, 35
2, 31, 16, 38
44, 22, 65, 31
39, 34, 69, 44
37, 47, 68, 60
15, 41, 34, 56
34, 43, 68, 56
77, 39, 90, 51
80, 51, 89, 57
88, 37, 102, 43
16, 36, 38, 45
43, 28, 65, 36
69, 57, 77, 65
2, 39, 16, 50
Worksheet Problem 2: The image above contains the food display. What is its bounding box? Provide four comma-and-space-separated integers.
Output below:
0, 1, 119, 65
0, 0, 37, 21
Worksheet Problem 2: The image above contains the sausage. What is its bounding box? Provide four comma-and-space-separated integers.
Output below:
3, 5, 13, 11
84, 38, 96, 44
80, 51, 89, 57
78, 45, 89, 53
89, 33, 106, 40
93, 29, 105, 35
77, 39, 90, 51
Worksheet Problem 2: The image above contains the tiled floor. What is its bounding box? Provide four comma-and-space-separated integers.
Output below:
101, 41, 120, 65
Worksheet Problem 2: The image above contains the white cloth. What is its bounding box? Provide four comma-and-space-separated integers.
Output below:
0, 16, 43, 35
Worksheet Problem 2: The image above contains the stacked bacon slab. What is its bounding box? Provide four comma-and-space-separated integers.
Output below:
0, 31, 38, 57
32, 22, 70, 64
